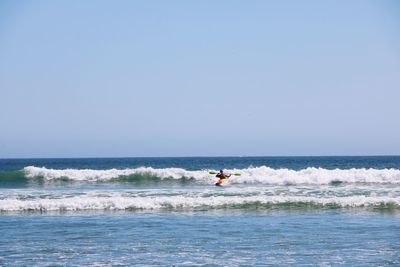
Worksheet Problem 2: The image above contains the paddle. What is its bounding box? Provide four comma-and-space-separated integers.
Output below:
209, 171, 241, 176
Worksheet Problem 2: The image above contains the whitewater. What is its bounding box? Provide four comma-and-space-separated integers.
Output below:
23, 165, 400, 185
1, 157, 400, 266
1, 188, 400, 212
0, 159, 399, 212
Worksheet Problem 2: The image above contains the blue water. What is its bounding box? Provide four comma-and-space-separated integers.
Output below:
0, 156, 399, 266
1, 156, 400, 173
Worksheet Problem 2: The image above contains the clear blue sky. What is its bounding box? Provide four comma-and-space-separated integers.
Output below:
0, 0, 399, 158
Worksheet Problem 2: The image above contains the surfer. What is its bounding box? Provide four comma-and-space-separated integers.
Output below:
215, 170, 231, 186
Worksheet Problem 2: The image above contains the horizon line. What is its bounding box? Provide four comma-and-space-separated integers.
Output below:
1, 154, 400, 160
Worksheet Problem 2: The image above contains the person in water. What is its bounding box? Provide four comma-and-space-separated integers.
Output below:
215, 170, 231, 186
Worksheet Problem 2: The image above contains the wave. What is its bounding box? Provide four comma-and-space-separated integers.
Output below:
21, 166, 400, 185
0, 170, 27, 182
22, 166, 207, 184
1, 194, 399, 212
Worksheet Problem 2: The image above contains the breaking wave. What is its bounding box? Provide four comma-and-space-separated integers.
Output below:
1, 194, 399, 212
22, 166, 400, 185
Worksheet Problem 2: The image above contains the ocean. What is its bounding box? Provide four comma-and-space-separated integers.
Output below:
0, 156, 399, 266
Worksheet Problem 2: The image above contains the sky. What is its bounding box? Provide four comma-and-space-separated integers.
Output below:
0, 0, 399, 158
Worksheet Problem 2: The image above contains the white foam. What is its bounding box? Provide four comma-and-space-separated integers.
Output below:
232, 166, 400, 185
23, 166, 400, 185
24, 166, 211, 182
0, 193, 398, 211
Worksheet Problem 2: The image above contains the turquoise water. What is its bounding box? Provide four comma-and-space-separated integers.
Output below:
0, 157, 399, 266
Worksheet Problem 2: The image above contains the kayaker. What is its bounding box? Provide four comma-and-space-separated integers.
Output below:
215, 170, 231, 186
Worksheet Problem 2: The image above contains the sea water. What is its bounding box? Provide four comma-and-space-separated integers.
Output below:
0, 156, 399, 266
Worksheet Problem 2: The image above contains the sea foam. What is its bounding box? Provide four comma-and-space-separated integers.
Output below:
23, 166, 400, 185
1, 193, 399, 212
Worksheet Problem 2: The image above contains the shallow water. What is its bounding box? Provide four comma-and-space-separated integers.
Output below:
1, 212, 399, 266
